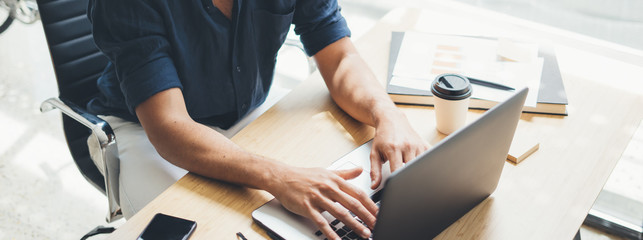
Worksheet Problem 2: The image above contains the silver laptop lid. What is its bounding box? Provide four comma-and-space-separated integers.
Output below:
373, 87, 528, 239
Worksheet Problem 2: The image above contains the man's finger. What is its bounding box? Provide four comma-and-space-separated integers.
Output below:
402, 148, 416, 163
341, 181, 379, 216
369, 150, 383, 189
388, 150, 404, 173
333, 167, 363, 181
423, 142, 431, 152
334, 182, 378, 228
321, 199, 372, 239
333, 167, 378, 216
308, 210, 340, 240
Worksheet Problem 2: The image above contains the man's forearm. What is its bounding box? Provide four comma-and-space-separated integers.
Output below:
148, 118, 282, 189
315, 37, 404, 127
135, 88, 281, 191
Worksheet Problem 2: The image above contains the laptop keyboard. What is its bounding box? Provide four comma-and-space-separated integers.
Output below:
314, 193, 382, 240
314, 218, 369, 240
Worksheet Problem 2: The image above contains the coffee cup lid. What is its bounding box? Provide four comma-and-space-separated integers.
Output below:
431, 73, 473, 100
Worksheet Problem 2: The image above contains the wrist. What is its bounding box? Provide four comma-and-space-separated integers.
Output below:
371, 102, 405, 128
256, 158, 291, 194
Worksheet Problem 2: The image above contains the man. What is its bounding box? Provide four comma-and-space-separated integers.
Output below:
88, 0, 428, 239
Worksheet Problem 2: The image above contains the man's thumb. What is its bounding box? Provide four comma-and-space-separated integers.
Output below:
333, 167, 363, 180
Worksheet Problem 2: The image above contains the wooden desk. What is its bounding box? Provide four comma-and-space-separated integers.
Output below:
108, 2, 643, 239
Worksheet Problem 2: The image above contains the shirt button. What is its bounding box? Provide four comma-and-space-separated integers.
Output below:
236, 66, 241, 72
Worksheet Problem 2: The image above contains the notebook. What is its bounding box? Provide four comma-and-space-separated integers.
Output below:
387, 32, 567, 115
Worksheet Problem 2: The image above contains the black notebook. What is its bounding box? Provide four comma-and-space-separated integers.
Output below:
387, 32, 568, 115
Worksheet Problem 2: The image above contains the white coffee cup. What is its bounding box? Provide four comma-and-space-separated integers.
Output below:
431, 73, 473, 135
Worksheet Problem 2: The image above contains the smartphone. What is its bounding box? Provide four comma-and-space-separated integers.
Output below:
137, 213, 197, 240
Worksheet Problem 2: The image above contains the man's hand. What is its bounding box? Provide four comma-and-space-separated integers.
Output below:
369, 112, 430, 189
312, 37, 430, 190
266, 166, 378, 240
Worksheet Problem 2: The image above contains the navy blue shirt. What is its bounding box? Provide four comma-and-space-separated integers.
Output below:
87, 0, 350, 128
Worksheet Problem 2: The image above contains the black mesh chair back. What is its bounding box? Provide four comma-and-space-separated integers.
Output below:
37, 0, 108, 193
37, 0, 122, 224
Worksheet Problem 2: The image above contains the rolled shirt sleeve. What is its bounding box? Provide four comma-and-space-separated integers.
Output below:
89, 0, 182, 115
292, 0, 352, 56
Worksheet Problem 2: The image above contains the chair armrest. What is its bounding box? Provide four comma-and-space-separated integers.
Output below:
40, 97, 114, 142
40, 97, 122, 222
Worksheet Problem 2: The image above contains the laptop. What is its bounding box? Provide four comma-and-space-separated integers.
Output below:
252, 88, 529, 240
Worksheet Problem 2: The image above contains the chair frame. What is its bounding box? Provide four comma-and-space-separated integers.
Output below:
41, 97, 122, 222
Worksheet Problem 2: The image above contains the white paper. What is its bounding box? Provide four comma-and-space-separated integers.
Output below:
390, 32, 543, 107
497, 38, 539, 63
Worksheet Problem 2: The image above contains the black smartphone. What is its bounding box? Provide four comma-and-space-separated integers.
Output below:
137, 213, 197, 240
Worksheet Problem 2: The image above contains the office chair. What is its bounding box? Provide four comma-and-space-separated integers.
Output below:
36, 0, 122, 233
36, 0, 314, 238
